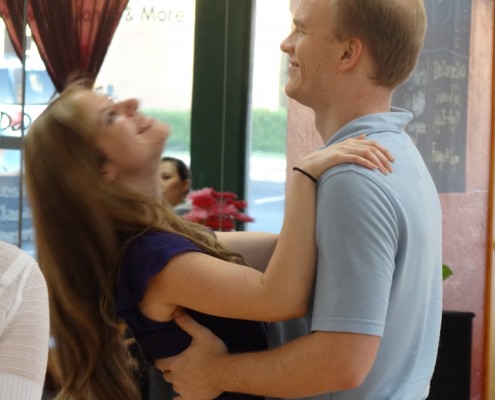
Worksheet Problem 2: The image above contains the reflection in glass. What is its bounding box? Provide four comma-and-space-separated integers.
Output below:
1, 17, 44, 253
1, 16, 55, 137
0, 150, 35, 255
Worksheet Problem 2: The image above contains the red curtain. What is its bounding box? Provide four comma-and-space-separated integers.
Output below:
0, 0, 25, 60
0, 0, 128, 92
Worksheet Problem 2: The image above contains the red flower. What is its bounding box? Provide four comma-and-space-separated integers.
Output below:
182, 208, 209, 222
188, 188, 217, 208
214, 191, 237, 200
205, 215, 235, 231
234, 212, 255, 223
232, 200, 248, 209
183, 187, 254, 231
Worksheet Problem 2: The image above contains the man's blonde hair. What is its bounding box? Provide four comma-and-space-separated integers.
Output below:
332, 0, 427, 88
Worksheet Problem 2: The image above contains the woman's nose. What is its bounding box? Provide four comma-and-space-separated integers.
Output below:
120, 98, 138, 116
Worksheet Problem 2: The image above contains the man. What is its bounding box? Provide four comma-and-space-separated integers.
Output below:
157, 0, 442, 398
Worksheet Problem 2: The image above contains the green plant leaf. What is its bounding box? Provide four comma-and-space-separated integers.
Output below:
442, 264, 454, 281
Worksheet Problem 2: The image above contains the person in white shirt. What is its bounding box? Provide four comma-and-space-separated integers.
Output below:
0, 241, 49, 400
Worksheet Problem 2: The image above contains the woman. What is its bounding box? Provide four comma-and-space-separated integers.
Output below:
0, 241, 49, 400
159, 156, 193, 216
23, 82, 393, 400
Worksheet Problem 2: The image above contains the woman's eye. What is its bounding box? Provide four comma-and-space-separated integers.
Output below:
106, 111, 118, 124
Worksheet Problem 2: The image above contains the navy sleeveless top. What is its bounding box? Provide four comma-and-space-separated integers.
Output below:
116, 230, 267, 400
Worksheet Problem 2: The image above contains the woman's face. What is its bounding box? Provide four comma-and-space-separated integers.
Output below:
160, 160, 190, 206
72, 90, 171, 183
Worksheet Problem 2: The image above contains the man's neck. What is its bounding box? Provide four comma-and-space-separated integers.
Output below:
315, 86, 393, 143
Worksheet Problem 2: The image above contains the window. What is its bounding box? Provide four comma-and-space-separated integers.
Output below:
247, 0, 291, 233
97, 0, 195, 164
1, 0, 291, 250
0, 21, 51, 254
0, 1, 196, 252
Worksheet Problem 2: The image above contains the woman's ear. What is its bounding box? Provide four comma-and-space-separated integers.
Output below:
338, 37, 363, 72
100, 162, 117, 182
182, 178, 192, 195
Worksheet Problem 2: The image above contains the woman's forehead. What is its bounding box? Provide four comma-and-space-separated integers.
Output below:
72, 89, 109, 108
70, 90, 114, 125
161, 161, 178, 172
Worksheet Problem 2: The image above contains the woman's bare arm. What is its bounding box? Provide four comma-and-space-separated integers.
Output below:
139, 137, 394, 322
216, 231, 278, 272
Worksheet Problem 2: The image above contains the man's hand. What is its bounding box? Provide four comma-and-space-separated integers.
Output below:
155, 308, 228, 400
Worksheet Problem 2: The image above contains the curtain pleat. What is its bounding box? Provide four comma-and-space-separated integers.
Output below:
0, 0, 25, 59
0, 0, 129, 93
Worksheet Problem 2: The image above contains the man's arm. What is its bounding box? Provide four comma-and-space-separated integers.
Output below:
156, 310, 380, 399
215, 231, 278, 272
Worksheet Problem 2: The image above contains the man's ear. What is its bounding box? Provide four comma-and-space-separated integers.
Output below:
100, 162, 117, 182
338, 37, 363, 72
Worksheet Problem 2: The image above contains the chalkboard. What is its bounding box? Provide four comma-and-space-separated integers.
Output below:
392, 0, 471, 193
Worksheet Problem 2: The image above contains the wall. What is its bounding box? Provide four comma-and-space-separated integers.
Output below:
440, 1, 493, 398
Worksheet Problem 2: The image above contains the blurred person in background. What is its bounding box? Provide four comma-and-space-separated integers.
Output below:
159, 156, 192, 216
0, 240, 49, 400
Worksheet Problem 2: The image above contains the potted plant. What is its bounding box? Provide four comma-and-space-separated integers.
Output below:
428, 263, 475, 400
183, 187, 254, 231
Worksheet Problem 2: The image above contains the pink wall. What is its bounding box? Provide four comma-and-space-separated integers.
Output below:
440, 1, 494, 398
285, 2, 494, 398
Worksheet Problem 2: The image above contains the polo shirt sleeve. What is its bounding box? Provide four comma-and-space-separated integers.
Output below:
312, 166, 399, 337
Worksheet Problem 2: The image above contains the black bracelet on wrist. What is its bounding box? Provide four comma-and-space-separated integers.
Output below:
292, 167, 318, 183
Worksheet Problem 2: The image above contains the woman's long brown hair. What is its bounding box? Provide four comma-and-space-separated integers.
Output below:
24, 83, 247, 400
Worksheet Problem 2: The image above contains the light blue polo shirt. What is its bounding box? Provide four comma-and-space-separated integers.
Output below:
268, 108, 442, 400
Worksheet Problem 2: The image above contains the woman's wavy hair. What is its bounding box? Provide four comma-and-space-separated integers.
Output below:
24, 82, 247, 400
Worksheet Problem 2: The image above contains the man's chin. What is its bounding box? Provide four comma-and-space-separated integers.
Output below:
285, 88, 309, 107
284, 83, 299, 101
